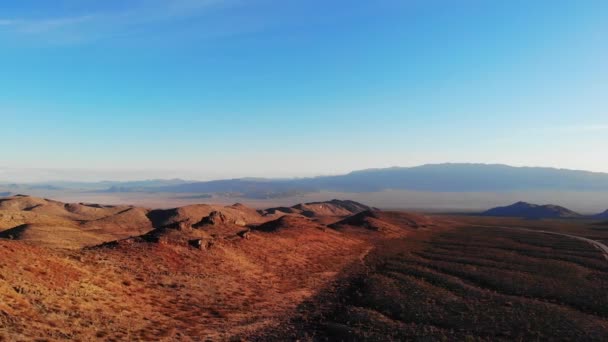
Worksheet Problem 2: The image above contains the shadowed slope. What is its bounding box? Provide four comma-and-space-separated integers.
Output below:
81, 207, 153, 237
254, 215, 326, 233
0, 224, 109, 249
0, 210, 76, 231
330, 210, 434, 237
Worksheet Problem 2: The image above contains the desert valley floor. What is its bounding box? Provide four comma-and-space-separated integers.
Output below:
1, 195, 608, 341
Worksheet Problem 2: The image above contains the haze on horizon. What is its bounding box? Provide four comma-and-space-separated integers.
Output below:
2, 1, 607, 182
3, 163, 608, 184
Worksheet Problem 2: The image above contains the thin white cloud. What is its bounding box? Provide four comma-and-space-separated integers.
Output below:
0, 0, 242, 43
10, 16, 95, 34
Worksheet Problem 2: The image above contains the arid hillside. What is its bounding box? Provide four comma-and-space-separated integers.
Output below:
2, 194, 607, 340
0, 195, 148, 249
0, 194, 432, 340
259, 225, 608, 341
330, 210, 435, 238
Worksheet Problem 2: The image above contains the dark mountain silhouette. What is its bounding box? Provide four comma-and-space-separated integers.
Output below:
592, 209, 608, 220
481, 201, 583, 219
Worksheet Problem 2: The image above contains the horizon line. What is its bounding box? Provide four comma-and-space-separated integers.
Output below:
2, 162, 608, 184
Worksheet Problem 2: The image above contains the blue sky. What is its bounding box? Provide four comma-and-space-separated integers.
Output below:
1, 0, 607, 181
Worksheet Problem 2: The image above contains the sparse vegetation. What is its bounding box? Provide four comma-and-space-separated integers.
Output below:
263, 226, 608, 341
0, 196, 374, 340
2, 195, 607, 340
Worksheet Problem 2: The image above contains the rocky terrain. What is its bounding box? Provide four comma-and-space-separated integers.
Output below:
1, 194, 607, 340
0, 195, 375, 249
260, 227, 608, 341
0, 194, 431, 340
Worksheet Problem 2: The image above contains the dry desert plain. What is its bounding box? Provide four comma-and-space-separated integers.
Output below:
0, 195, 608, 340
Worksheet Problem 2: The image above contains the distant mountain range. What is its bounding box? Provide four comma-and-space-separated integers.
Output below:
0, 179, 192, 192
106, 164, 608, 197
3, 164, 608, 199
481, 201, 608, 219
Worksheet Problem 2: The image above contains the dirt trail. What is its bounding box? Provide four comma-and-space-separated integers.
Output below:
476, 225, 608, 261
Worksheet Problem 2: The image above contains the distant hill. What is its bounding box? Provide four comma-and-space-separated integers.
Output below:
591, 210, 608, 220
481, 201, 583, 219
104, 164, 608, 196
329, 209, 434, 238
263, 199, 372, 218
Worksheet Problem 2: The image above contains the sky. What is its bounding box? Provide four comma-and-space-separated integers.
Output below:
1, 0, 607, 182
